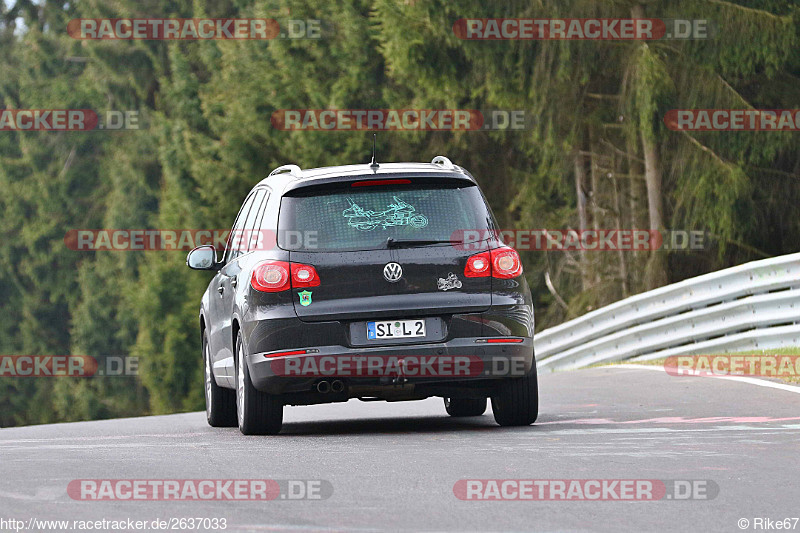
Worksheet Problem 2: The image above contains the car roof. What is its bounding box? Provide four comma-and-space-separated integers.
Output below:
255, 161, 477, 195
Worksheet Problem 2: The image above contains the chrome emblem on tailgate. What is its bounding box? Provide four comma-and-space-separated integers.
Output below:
383, 262, 403, 282
437, 273, 462, 291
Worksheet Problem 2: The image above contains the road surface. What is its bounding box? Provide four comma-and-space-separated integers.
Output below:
1, 366, 799, 532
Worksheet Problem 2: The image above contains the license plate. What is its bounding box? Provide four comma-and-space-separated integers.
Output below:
367, 319, 426, 340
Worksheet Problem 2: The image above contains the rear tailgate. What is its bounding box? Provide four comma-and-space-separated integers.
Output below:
289, 245, 491, 322
278, 179, 495, 322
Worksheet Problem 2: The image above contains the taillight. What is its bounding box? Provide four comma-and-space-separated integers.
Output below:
251, 261, 322, 292
251, 261, 290, 292
290, 263, 320, 288
465, 251, 491, 277
465, 247, 523, 279
491, 247, 523, 278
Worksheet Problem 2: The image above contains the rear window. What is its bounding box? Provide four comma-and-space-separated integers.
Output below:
278, 183, 493, 251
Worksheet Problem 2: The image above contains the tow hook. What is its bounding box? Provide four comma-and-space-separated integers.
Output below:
392, 358, 408, 386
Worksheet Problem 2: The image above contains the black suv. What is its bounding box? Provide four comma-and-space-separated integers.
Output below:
187, 157, 538, 434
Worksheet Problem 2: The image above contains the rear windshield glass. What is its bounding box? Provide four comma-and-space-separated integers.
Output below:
278, 183, 493, 251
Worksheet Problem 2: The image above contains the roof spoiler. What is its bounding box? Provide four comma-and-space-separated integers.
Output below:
431, 156, 455, 169
268, 164, 302, 178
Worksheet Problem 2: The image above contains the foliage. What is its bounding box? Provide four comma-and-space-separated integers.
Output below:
1, 0, 799, 425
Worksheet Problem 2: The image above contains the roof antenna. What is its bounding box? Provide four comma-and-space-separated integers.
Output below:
369, 133, 379, 171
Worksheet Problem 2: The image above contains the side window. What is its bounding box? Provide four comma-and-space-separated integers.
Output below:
242, 189, 266, 253
258, 190, 274, 232
225, 192, 256, 263
249, 190, 271, 252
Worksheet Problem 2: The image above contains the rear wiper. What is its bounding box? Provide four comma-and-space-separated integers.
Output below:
385, 237, 453, 249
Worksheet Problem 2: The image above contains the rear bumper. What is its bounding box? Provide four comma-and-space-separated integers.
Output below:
247, 336, 534, 396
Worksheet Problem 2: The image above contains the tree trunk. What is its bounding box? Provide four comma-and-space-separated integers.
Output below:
641, 133, 663, 231
641, 131, 668, 288
627, 142, 647, 292
589, 130, 602, 286
574, 149, 591, 290
633, 2, 668, 290
612, 169, 629, 297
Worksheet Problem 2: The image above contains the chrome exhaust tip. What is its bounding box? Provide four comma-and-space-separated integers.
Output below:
316, 380, 330, 393
330, 380, 345, 393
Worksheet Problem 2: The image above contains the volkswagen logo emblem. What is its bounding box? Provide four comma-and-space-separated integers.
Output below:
383, 262, 403, 283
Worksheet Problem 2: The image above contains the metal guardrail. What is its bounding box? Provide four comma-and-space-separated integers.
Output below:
534, 253, 800, 372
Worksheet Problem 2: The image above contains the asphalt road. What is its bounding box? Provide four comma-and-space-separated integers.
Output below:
1, 366, 799, 532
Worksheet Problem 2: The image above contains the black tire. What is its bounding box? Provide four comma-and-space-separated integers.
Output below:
444, 397, 487, 417
235, 331, 283, 435
491, 365, 539, 426
204, 333, 237, 427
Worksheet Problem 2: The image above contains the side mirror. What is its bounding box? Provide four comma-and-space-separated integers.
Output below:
187, 245, 220, 271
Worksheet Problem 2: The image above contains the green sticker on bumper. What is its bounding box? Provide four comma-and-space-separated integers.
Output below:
298, 290, 312, 306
